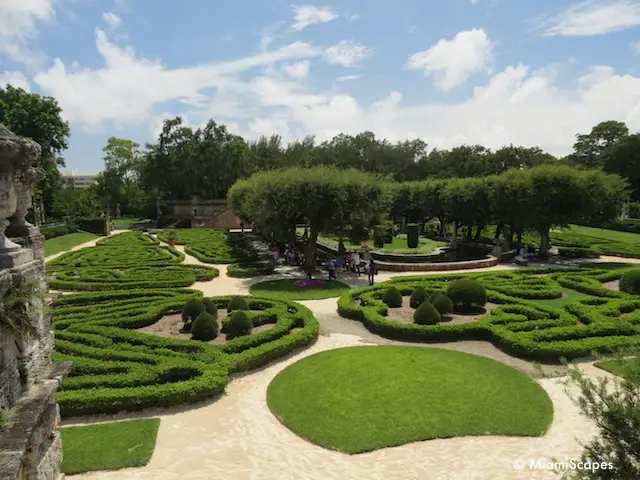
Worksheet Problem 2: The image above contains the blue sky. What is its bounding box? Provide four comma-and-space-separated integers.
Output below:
2, 0, 640, 174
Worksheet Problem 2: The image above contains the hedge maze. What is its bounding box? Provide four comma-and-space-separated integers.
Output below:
47, 232, 219, 290
52, 290, 319, 417
338, 267, 640, 361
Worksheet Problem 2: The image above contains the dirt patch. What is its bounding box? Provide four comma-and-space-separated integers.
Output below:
603, 280, 620, 291
385, 297, 497, 325
137, 310, 275, 345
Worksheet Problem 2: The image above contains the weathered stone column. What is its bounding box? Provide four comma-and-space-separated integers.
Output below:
0, 123, 71, 480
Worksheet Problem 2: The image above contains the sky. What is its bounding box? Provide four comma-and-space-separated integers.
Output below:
2, 0, 640, 174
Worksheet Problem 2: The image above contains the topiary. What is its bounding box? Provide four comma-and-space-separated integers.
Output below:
446, 278, 487, 312
373, 227, 385, 249
410, 286, 428, 308
226, 310, 253, 337
620, 269, 640, 295
227, 296, 249, 312
407, 223, 419, 249
382, 287, 403, 308
202, 298, 218, 316
430, 292, 454, 316
181, 299, 205, 327
191, 312, 218, 341
414, 301, 441, 325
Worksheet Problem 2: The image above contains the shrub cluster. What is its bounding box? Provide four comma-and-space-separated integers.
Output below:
156, 229, 260, 265
75, 217, 110, 235
382, 287, 403, 308
41, 222, 77, 239
191, 312, 218, 341
409, 286, 428, 308
414, 301, 441, 325
429, 292, 454, 315
620, 270, 640, 295
337, 267, 640, 362
558, 247, 601, 259
447, 278, 487, 311
52, 290, 319, 417
227, 262, 275, 278
407, 224, 419, 249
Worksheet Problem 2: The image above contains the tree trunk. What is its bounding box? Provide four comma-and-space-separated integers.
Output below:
474, 224, 485, 242
451, 221, 458, 249
503, 224, 511, 251
304, 224, 319, 278
516, 229, 523, 247
156, 194, 162, 219
539, 227, 551, 259
466, 225, 472, 240
438, 218, 445, 237
494, 221, 503, 240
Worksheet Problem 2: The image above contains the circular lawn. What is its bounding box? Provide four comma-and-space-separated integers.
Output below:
267, 346, 553, 453
249, 279, 350, 301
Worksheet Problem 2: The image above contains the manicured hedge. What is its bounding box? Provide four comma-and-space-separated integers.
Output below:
75, 217, 110, 235
41, 223, 77, 239
337, 267, 640, 362
557, 247, 601, 259
156, 229, 260, 264
53, 290, 319, 416
227, 262, 275, 278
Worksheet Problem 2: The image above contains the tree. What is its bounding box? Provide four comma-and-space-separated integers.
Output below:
0, 85, 70, 220
570, 120, 629, 168
228, 167, 389, 273
602, 134, 640, 202
51, 183, 101, 218
96, 137, 143, 216
564, 352, 640, 480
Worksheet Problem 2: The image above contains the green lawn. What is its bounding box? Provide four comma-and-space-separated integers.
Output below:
267, 346, 553, 453
44, 232, 98, 257
316, 233, 446, 254
528, 288, 594, 309
59, 418, 160, 475
113, 217, 143, 228
562, 225, 640, 245
249, 279, 351, 300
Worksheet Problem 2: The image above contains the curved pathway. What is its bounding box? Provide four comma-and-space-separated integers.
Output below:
65, 237, 634, 480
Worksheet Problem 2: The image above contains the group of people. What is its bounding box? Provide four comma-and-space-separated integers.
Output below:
327, 251, 377, 285
275, 246, 305, 266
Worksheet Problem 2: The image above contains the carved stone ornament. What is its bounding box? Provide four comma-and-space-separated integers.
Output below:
0, 124, 42, 252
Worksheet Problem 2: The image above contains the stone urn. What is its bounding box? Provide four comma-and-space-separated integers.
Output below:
10, 163, 44, 233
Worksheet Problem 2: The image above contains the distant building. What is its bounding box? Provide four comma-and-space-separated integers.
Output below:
61, 169, 96, 189
165, 199, 247, 229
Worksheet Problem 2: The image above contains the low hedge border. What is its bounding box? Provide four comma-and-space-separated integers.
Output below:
227, 262, 275, 278
338, 267, 640, 362
52, 289, 319, 417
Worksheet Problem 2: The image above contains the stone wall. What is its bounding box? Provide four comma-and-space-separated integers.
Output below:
0, 123, 71, 480
375, 256, 499, 272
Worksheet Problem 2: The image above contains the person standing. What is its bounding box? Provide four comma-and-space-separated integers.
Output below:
368, 259, 376, 286
352, 251, 360, 276
328, 257, 337, 280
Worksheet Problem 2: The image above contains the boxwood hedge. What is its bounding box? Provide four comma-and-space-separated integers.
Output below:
156, 229, 260, 264
52, 289, 319, 417
338, 267, 640, 362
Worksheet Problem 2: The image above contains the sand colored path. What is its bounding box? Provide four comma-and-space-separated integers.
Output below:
60, 236, 636, 479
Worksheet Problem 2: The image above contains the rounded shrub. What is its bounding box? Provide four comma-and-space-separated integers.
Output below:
202, 298, 218, 316
191, 312, 218, 341
373, 227, 385, 249
413, 301, 441, 325
227, 296, 249, 312
407, 223, 419, 249
226, 310, 253, 337
430, 292, 454, 316
620, 269, 640, 295
446, 278, 487, 311
382, 287, 403, 308
181, 299, 205, 326
410, 286, 428, 309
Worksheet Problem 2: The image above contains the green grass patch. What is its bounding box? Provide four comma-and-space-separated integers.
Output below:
563, 225, 640, 245
249, 279, 351, 300
113, 218, 144, 228
44, 232, 98, 257
59, 418, 160, 474
267, 346, 553, 453
528, 288, 594, 309
317, 233, 446, 254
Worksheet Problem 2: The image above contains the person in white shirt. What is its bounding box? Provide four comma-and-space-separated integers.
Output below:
352, 251, 361, 276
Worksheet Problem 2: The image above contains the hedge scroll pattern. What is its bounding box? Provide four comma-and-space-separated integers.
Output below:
337, 267, 640, 361
53, 290, 319, 417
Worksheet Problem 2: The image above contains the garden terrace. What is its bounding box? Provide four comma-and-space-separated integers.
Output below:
45, 231, 220, 290
155, 228, 260, 264
51, 289, 319, 417
337, 266, 640, 362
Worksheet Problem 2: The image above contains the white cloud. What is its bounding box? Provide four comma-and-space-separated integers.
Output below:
33, 28, 322, 129
407, 25, 417, 34
336, 74, 362, 82
0, 0, 55, 64
0, 71, 31, 91
102, 12, 122, 30
283, 60, 310, 79
408, 29, 493, 91
631, 40, 640, 54
291, 5, 338, 31
324, 40, 372, 67
540, 0, 640, 36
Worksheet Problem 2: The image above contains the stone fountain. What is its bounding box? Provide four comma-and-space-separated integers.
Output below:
0, 124, 70, 480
